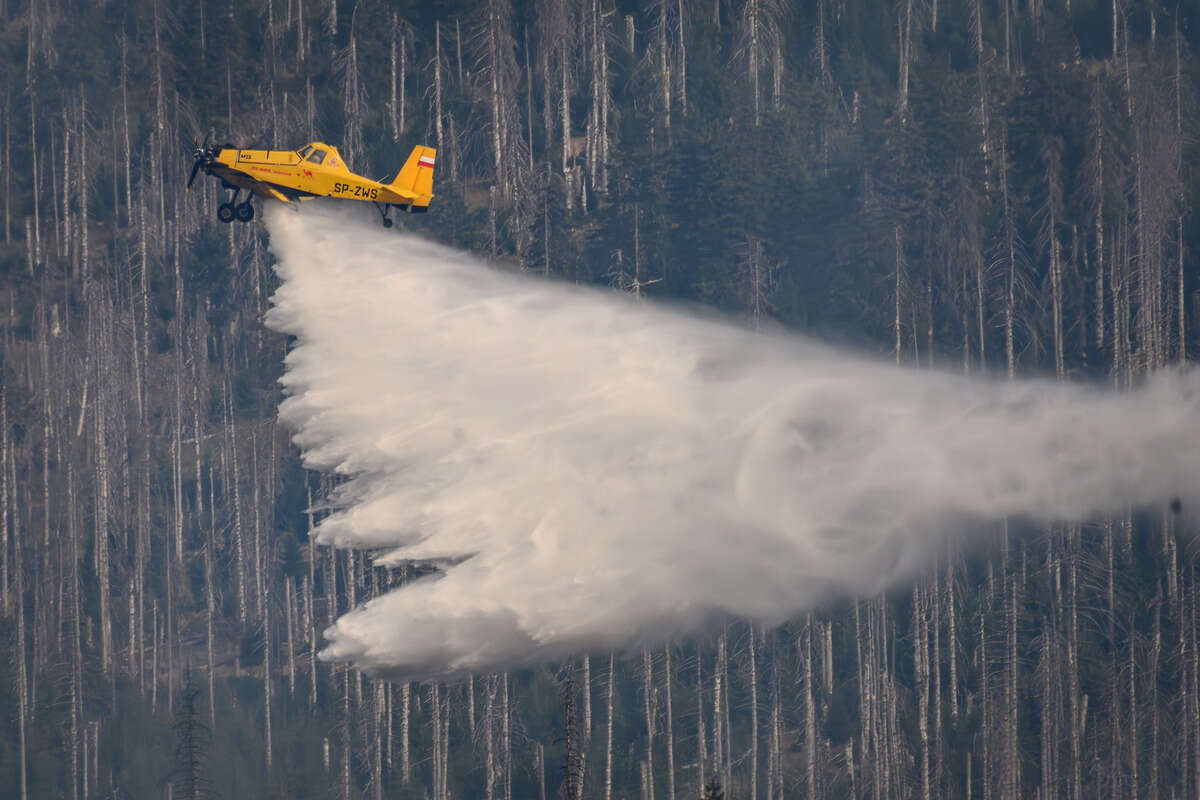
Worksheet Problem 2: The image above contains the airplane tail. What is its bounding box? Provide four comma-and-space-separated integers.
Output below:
390, 146, 436, 211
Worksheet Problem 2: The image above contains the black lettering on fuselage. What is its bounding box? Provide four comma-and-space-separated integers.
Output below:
330, 182, 377, 200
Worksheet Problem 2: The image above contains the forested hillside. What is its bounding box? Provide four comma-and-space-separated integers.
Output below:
0, 0, 1198, 797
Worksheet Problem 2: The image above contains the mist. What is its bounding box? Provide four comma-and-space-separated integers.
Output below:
263, 203, 1200, 681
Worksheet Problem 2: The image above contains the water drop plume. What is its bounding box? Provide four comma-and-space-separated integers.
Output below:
264, 203, 1200, 681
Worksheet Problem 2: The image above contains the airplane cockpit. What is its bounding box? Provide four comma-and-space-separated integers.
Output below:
297, 143, 335, 166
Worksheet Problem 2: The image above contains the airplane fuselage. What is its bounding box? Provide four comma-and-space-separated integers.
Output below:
189, 140, 435, 226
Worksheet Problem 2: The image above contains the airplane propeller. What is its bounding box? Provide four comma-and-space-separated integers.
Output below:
186, 133, 212, 192
186, 160, 202, 191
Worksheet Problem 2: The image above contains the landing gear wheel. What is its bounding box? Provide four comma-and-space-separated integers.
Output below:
217, 203, 235, 223
235, 202, 255, 222
374, 202, 394, 228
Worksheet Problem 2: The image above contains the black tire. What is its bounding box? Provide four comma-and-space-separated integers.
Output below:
236, 202, 254, 222
382, 217, 394, 228
217, 203, 236, 223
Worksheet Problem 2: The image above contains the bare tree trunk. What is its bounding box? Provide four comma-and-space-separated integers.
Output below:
228, 386, 247, 623
29, 90, 40, 267
897, 0, 913, 122
3, 90, 9, 242
206, 467, 217, 727
980, 603, 991, 800
372, 681, 384, 800
252, 433, 265, 620
306, 486, 319, 709
16, 522, 27, 800
1003, 0, 1013, 74
677, 0, 687, 115
69, 467, 83, 789
803, 617, 816, 796
1128, 612, 1139, 798
173, 251, 185, 573
1007, 565, 1020, 796
435, 20, 445, 165
1103, 520, 1118, 798
747, 0, 759, 126
916, 586, 931, 800
1176, 21, 1186, 362
1000, 128, 1016, 379
14, 445, 27, 800
1069, 525, 1083, 800
894, 225, 905, 363
1, 385, 8, 613
659, 0, 671, 136
390, 15, 401, 141
502, 674, 511, 800
264, 580, 273, 771
62, 104, 72, 276
538, 742, 547, 800
341, 667, 351, 800
385, 683, 394, 774
1043, 141, 1065, 378
970, 0, 989, 181
599, 12, 609, 191
710, 633, 720, 796
721, 631, 732, 791
152, 599, 159, 711
401, 682, 411, 784
695, 645, 706, 794
605, 653, 615, 800
769, 639, 782, 800
931, 564, 944, 793
77, 90, 89, 281
469, 675, 477, 738
749, 626, 759, 800
643, 649, 656, 800
1191, 583, 1200, 798
436, 683, 450, 800
1149, 603, 1161, 799
580, 658, 591, 792
486, 677, 497, 800
286, 577, 296, 698
93, 292, 112, 674
664, 647, 675, 800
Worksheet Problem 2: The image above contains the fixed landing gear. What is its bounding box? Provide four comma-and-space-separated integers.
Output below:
375, 202, 394, 228
217, 189, 254, 223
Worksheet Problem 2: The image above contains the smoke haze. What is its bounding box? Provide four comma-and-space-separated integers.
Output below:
264, 203, 1200, 681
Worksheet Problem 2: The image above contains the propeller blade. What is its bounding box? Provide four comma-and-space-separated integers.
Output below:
186, 160, 202, 191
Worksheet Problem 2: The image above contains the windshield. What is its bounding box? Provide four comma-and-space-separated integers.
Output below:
298, 145, 312, 158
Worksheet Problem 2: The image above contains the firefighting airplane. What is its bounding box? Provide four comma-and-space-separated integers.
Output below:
186, 136, 435, 227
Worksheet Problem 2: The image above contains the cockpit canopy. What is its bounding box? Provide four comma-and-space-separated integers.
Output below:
297, 142, 342, 168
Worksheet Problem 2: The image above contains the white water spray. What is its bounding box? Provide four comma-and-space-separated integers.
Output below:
264, 203, 1200, 681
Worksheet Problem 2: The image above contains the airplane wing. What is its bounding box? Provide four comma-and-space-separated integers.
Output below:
204, 162, 312, 203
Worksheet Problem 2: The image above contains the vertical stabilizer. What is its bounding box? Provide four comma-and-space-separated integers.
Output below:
391, 146, 436, 208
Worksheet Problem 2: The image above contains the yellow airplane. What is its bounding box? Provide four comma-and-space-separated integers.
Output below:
186, 137, 435, 227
